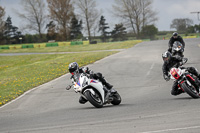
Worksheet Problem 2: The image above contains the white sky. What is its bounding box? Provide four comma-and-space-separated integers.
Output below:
1, 0, 200, 32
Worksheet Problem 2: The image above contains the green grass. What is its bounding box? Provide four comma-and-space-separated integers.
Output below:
0, 51, 118, 106
0, 40, 141, 106
0, 40, 142, 53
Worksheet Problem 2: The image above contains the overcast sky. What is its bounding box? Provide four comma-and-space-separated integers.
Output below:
1, 0, 200, 32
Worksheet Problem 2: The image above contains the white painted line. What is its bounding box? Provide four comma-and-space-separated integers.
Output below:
141, 125, 200, 133
146, 63, 155, 76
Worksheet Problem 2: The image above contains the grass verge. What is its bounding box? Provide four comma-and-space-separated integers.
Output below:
0, 51, 118, 106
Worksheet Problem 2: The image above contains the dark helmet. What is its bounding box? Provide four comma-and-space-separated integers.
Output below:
173, 32, 178, 37
68, 62, 79, 74
162, 51, 172, 63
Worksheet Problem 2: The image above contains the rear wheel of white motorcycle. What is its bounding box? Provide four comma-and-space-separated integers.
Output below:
111, 92, 121, 105
182, 82, 199, 98
84, 90, 103, 108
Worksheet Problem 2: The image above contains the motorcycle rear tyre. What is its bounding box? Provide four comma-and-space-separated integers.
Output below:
111, 92, 121, 105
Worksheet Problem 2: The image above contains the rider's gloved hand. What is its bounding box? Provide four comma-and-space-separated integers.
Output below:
179, 61, 183, 66
163, 74, 170, 81
85, 67, 89, 73
66, 85, 72, 90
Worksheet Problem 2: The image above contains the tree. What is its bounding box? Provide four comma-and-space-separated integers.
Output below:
47, 0, 74, 41
18, 0, 47, 40
98, 16, 110, 42
186, 24, 200, 33
141, 24, 158, 40
170, 18, 193, 33
0, 6, 5, 44
4, 16, 22, 44
194, 24, 200, 33
70, 16, 83, 40
75, 0, 100, 43
111, 23, 127, 41
46, 21, 57, 41
112, 0, 158, 38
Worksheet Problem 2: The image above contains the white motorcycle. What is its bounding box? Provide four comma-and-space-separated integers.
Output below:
66, 73, 121, 108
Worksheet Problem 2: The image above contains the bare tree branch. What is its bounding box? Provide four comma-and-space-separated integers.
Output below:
17, 0, 47, 38
47, 0, 74, 40
112, 0, 158, 38
75, 0, 100, 42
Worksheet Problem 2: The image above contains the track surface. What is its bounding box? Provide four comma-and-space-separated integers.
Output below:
0, 39, 200, 133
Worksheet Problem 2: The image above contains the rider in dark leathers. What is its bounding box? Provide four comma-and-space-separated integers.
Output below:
168, 32, 185, 57
68, 62, 113, 104
162, 51, 200, 96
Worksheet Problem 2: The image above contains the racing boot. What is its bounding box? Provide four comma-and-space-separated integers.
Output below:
171, 89, 184, 96
105, 82, 118, 94
171, 81, 183, 96
79, 96, 88, 104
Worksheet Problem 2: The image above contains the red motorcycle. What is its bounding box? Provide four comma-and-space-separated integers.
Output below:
169, 67, 200, 98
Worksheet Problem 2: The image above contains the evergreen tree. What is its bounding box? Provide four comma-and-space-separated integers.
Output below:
98, 16, 110, 42
141, 25, 158, 40
70, 16, 83, 40
4, 16, 22, 44
46, 21, 57, 41
111, 23, 127, 41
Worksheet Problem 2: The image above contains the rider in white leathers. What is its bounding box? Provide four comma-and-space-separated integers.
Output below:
68, 62, 113, 104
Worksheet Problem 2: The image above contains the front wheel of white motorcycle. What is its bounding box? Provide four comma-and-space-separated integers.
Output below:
84, 90, 103, 108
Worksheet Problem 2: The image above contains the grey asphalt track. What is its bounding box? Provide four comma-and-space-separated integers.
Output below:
0, 38, 200, 133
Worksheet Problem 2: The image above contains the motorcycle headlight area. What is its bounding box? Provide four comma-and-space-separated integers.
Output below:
82, 77, 88, 87
74, 83, 82, 92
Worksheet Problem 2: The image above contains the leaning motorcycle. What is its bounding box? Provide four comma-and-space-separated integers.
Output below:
67, 73, 121, 108
172, 41, 188, 64
169, 67, 200, 98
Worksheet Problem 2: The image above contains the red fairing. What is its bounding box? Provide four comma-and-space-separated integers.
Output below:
170, 68, 180, 79
186, 75, 195, 81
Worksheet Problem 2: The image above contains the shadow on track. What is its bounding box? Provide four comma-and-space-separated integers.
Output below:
75, 103, 135, 110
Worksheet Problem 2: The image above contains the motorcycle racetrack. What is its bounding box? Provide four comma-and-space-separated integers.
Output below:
0, 38, 200, 133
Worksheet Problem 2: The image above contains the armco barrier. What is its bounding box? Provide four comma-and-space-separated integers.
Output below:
22, 45, 34, 48
58, 42, 71, 46
0, 46, 9, 49
34, 43, 46, 48
83, 41, 90, 45
70, 41, 83, 45
9, 45, 22, 49
46, 42, 58, 47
